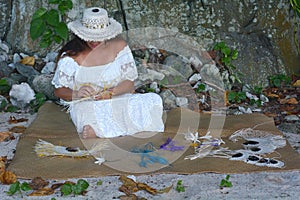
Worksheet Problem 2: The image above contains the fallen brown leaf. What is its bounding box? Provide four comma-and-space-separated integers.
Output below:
0, 170, 17, 184
9, 126, 27, 133
279, 97, 298, 105
119, 175, 173, 197
0, 160, 5, 174
266, 93, 280, 98
51, 182, 64, 190
28, 188, 54, 196
137, 182, 157, 195
19, 56, 35, 66
0, 131, 12, 142
119, 194, 138, 200
293, 80, 300, 87
29, 177, 49, 190
224, 91, 229, 106
8, 116, 28, 124
119, 175, 139, 194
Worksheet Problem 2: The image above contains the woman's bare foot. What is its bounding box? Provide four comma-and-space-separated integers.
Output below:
82, 125, 97, 139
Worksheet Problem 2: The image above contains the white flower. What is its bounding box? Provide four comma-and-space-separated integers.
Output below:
94, 157, 105, 165
199, 131, 212, 140
184, 132, 200, 143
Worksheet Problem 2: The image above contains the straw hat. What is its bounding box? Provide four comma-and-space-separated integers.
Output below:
68, 7, 123, 42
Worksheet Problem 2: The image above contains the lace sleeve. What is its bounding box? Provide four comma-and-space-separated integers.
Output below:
51, 57, 78, 89
119, 46, 138, 81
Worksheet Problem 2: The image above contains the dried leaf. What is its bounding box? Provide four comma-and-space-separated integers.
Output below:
0, 131, 12, 142
119, 175, 139, 193
28, 187, 54, 196
119, 194, 138, 200
19, 56, 35, 66
29, 177, 49, 190
266, 93, 280, 98
9, 126, 27, 133
137, 182, 157, 194
224, 91, 229, 106
8, 116, 28, 124
293, 80, 300, 87
51, 182, 64, 190
0, 160, 5, 174
279, 98, 298, 105
0, 170, 17, 184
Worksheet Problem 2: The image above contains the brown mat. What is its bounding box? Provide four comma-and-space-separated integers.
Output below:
8, 102, 300, 179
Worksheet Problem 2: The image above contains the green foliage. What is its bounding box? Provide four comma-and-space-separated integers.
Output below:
7, 181, 32, 196
195, 83, 206, 93
61, 179, 89, 196
220, 175, 233, 188
30, 0, 73, 48
290, 0, 300, 55
213, 41, 242, 85
268, 74, 291, 88
290, 0, 300, 17
29, 92, 47, 112
0, 78, 11, 95
97, 180, 103, 186
175, 180, 185, 192
228, 91, 247, 104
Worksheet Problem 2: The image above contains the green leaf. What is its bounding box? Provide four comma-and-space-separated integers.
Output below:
0, 78, 10, 94
42, 29, 53, 40
40, 36, 53, 48
221, 46, 231, 56
53, 35, 62, 44
30, 18, 46, 40
21, 182, 32, 191
55, 22, 68, 40
61, 0, 73, 9
0, 100, 7, 111
7, 181, 20, 196
77, 179, 89, 190
231, 49, 238, 60
5, 105, 18, 112
225, 175, 230, 180
196, 83, 206, 92
58, 0, 73, 15
175, 180, 185, 192
221, 56, 231, 66
273, 79, 281, 88
213, 41, 225, 50
97, 180, 103, 186
46, 9, 60, 26
61, 183, 72, 196
32, 8, 47, 21
228, 91, 236, 103
72, 184, 83, 195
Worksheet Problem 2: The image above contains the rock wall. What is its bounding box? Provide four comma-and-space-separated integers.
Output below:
0, 0, 299, 86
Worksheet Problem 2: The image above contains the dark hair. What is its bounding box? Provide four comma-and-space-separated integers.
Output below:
54, 35, 90, 70
60, 35, 89, 57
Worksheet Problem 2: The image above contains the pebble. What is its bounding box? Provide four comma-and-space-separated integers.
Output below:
284, 115, 300, 122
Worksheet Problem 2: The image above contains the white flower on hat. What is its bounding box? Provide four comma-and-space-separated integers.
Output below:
68, 7, 123, 42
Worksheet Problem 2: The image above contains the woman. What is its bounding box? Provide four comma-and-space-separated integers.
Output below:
51, 7, 164, 138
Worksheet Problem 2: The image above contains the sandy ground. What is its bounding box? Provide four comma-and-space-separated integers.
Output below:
1, 111, 300, 200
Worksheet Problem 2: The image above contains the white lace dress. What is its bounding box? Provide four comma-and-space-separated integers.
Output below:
52, 46, 164, 138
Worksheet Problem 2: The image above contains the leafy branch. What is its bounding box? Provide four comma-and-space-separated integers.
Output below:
30, 0, 73, 48
290, 0, 300, 55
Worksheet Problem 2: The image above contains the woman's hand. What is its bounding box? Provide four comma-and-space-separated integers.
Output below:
77, 85, 97, 98
93, 89, 113, 100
